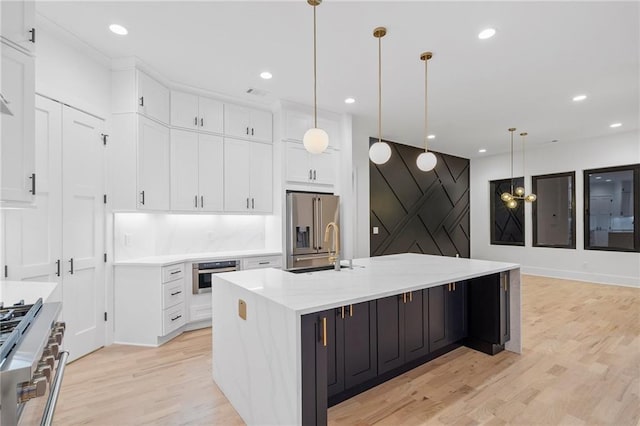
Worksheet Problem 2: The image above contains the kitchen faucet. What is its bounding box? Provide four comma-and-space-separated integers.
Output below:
324, 222, 340, 271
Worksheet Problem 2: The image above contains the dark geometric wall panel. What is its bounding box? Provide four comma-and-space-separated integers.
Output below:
370, 139, 470, 258
490, 177, 525, 246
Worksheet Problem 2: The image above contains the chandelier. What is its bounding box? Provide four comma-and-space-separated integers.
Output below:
500, 128, 536, 209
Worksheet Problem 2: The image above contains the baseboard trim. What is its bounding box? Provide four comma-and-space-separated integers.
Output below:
522, 267, 640, 288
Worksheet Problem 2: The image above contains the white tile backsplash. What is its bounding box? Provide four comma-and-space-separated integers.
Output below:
114, 213, 267, 261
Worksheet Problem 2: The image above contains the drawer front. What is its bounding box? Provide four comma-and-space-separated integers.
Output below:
163, 303, 186, 335
242, 255, 282, 270
162, 263, 184, 283
162, 280, 185, 309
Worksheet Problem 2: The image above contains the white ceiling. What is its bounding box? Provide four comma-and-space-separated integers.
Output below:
36, 1, 639, 159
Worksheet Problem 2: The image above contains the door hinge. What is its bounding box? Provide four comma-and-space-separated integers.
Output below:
101, 133, 108, 146
104, 194, 107, 204
104, 312, 108, 321
104, 253, 107, 262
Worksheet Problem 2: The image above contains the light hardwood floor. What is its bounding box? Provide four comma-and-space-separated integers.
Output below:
20, 275, 639, 425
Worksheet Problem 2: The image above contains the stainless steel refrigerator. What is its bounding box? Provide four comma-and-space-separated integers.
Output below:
286, 191, 340, 270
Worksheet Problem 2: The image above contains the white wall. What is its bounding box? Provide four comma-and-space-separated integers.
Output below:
352, 115, 377, 258
471, 130, 640, 287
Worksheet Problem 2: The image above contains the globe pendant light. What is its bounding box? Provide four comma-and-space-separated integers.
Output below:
416, 52, 437, 172
303, 0, 329, 154
369, 27, 391, 165
500, 128, 536, 208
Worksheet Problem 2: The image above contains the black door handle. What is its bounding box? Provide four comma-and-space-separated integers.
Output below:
69, 258, 74, 275
29, 173, 36, 195
139, 96, 144, 107
140, 191, 145, 205
200, 118, 204, 127
56, 260, 60, 277
29, 28, 36, 43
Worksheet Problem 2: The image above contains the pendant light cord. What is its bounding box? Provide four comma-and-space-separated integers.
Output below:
378, 33, 382, 143
510, 129, 514, 194
313, 3, 318, 128
424, 56, 428, 152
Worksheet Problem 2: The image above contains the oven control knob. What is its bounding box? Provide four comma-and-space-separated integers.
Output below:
37, 362, 52, 382
50, 332, 63, 345
54, 321, 66, 332
54, 325, 66, 337
17, 376, 47, 403
47, 342, 60, 359
41, 354, 55, 369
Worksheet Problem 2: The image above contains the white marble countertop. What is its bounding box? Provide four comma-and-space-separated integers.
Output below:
0, 280, 61, 305
113, 249, 282, 266
213, 253, 519, 315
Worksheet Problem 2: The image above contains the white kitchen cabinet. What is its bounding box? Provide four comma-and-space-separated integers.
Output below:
111, 113, 170, 211
1, 40, 35, 205
224, 103, 272, 143
170, 129, 223, 212
283, 109, 341, 150
1, 0, 35, 54
285, 141, 336, 187
171, 91, 224, 134
114, 263, 186, 346
242, 255, 282, 270
112, 68, 170, 125
224, 138, 272, 213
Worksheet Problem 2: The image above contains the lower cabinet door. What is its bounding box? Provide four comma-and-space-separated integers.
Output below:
447, 281, 467, 343
327, 308, 344, 397
428, 285, 448, 352
500, 272, 510, 344
301, 312, 328, 426
404, 290, 430, 362
376, 295, 405, 375
343, 301, 377, 389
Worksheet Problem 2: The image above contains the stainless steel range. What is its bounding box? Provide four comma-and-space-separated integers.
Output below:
0, 298, 68, 426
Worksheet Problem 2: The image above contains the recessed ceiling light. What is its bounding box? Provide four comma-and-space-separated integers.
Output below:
109, 24, 128, 35
595, 176, 602, 180
478, 149, 487, 153
344, 97, 355, 104
427, 134, 435, 140
605, 179, 612, 182
572, 94, 587, 102
478, 28, 496, 40
610, 122, 622, 128
260, 71, 273, 80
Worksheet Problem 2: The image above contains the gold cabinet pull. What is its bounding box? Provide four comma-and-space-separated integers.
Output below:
453, 282, 456, 291
403, 293, 407, 304
448, 283, 451, 291
409, 291, 413, 302
341, 306, 345, 319
349, 304, 353, 317
322, 317, 327, 346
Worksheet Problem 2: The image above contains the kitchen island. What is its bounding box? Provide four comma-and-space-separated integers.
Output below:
212, 253, 520, 425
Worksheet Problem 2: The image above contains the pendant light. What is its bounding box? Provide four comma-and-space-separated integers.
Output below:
416, 52, 437, 172
303, 0, 329, 155
369, 27, 391, 165
500, 128, 536, 208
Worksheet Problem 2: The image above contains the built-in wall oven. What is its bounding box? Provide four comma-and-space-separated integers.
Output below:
192, 260, 240, 294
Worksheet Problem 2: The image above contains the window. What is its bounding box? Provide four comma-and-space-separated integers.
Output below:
532, 172, 575, 248
584, 164, 640, 252
490, 177, 524, 246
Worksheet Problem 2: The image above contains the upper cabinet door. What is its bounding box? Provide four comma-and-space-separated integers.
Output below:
250, 109, 272, 143
310, 150, 335, 186
1, 0, 35, 53
1, 42, 35, 204
138, 116, 170, 210
198, 134, 224, 212
285, 142, 312, 183
170, 91, 199, 130
249, 142, 272, 213
199, 97, 224, 134
223, 138, 251, 212
317, 116, 340, 150
170, 129, 199, 211
224, 104, 252, 139
284, 110, 312, 142
137, 70, 170, 125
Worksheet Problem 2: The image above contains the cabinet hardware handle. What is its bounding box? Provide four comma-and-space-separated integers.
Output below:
201, 196, 204, 208
68, 258, 74, 275
246, 127, 249, 135
309, 169, 312, 180
349, 304, 353, 317
251, 198, 255, 209
403, 293, 407, 304
246, 198, 249, 209
313, 170, 317, 180
201, 118, 204, 127
140, 191, 145, 205
453, 282, 456, 291
251, 128, 254, 136
195, 195, 198, 208
341, 306, 345, 319
409, 291, 413, 302
258, 261, 269, 265
29, 173, 36, 195
170, 291, 182, 296
195, 117, 198, 126
4, 265, 8, 278
322, 317, 327, 346
29, 28, 36, 43
139, 96, 144, 107
56, 260, 60, 277
170, 270, 181, 275
448, 283, 451, 291
171, 315, 182, 321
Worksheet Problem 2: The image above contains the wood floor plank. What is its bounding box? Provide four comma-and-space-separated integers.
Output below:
19, 275, 639, 425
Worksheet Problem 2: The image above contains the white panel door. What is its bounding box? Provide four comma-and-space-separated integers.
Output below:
137, 70, 170, 124
0, 0, 35, 53
62, 106, 105, 362
170, 129, 199, 211
4, 96, 62, 283
224, 138, 251, 212
249, 143, 272, 213
1, 42, 35, 203
198, 133, 224, 212
138, 116, 170, 210
170, 91, 199, 130
285, 142, 312, 183
311, 150, 335, 186
250, 109, 273, 143
199, 96, 224, 134
224, 104, 251, 139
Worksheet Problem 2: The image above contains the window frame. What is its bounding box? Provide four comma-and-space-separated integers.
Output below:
531, 171, 576, 249
583, 164, 640, 252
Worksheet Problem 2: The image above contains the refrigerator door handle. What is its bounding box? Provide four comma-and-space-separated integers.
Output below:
312, 197, 317, 250
318, 197, 323, 250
